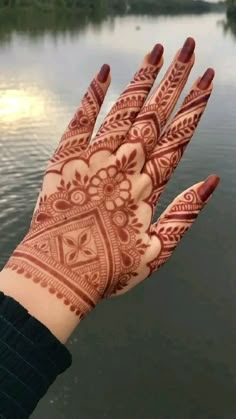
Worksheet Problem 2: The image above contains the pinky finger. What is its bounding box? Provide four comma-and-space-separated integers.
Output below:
148, 174, 220, 273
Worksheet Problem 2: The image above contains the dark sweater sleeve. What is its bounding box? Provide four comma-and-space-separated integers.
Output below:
0, 291, 72, 419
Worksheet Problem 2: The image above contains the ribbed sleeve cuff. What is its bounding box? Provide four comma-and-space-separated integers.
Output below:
0, 291, 72, 419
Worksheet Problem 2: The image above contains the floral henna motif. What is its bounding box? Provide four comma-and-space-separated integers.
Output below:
6, 150, 149, 315
46, 63, 162, 177
3, 42, 217, 321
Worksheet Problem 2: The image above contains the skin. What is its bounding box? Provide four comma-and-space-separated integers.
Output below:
0, 37, 220, 344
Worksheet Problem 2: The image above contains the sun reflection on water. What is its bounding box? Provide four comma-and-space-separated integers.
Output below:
0, 89, 47, 123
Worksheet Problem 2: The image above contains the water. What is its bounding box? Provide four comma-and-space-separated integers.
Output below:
0, 10, 236, 419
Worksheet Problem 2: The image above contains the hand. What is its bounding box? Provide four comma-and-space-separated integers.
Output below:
3, 38, 219, 323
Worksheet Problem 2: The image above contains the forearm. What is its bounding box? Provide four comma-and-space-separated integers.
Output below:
0, 268, 81, 344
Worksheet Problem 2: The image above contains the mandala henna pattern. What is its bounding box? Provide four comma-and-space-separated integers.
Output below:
4, 46, 215, 318
6, 150, 149, 316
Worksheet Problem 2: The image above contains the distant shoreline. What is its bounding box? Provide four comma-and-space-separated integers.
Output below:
0, 1, 226, 16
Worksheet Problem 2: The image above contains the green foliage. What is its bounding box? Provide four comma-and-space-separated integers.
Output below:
226, 0, 236, 18
0, 0, 216, 13
128, 0, 211, 14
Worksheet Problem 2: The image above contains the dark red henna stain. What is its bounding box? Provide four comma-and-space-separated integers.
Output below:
144, 83, 213, 212
197, 68, 215, 90
178, 37, 195, 63
97, 64, 110, 83
198, 175, 220, 202
149, 44, 164, 65
5, 41, 217, 314
126, 46, 195, 157
6, 150, 148, 314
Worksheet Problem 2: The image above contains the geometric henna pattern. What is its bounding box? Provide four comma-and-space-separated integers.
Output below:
4, 41, 215, 319
6, 151, 148, 316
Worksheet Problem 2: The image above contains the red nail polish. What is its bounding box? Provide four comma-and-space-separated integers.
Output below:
178, 37, 195, 63
198, 175, 220, 202
197, 68, 215, 90
149, 44, 164, 65
97, 64, 110, 83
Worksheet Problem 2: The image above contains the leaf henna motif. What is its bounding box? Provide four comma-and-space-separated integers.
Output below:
3, 47, 214, 320
148, 189, 202, 273
144, 87, 212, 210
5, 153, 148, 316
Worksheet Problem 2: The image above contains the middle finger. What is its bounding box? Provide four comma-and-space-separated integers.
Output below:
121, 37, 195, 160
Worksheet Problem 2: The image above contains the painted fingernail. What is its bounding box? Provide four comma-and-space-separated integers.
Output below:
198, 174, 220, 202
149, 44, 164, 65
197, 68, 215, 90
178, 37, 195, 63
97, 64, 110, 83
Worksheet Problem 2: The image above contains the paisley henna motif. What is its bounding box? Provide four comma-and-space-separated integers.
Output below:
6, 150, 148, 314
4, 42, 217, 318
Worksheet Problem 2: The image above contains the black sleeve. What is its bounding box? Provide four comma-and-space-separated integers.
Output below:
0, 291, 72, 419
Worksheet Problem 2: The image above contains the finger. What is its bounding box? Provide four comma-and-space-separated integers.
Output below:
48, 64, 111, 171
147, 174, 220, 273
144, 68, 215, 206
92, 44, 164, 152
125, 37, 195, 157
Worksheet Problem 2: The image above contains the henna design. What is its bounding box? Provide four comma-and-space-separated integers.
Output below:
3, 45, 215, 318
93, 63, 162, 151
144, 85, 212, 209
149, 189, 204, 273
6, 150, 149, 314
126, 58, 194, 157
47, 78, 107, 175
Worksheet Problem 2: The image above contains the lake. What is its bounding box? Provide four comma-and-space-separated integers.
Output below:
0, 10, 236, 419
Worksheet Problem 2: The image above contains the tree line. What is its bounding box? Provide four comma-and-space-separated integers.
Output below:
0, 0, 222, 14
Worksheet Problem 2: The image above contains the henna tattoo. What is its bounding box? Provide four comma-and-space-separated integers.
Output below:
125, 58, 194, 157
6, 150, 149, 314
93, 64, 162, 150
144, 86, 212, 209
3, 44, 215, 319
47, 78, 107, 175
149, 189, 203, 273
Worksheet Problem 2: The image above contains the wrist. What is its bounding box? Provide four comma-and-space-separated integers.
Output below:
0, 267, 82, 344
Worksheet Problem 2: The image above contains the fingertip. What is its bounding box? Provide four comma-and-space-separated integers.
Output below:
197, 68, 215, 90
97, 64, 111, 83
148, 43, 164, 66
198, 174, 220, 202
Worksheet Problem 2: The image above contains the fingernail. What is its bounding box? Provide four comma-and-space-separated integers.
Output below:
149, 44, 164, 65
97, 64, 110, 83
198, 174, 220, 202
197, 68, 215, 90
178, 37, 195, 63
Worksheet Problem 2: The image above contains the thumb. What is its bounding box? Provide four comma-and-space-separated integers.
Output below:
148, 174, 220, 273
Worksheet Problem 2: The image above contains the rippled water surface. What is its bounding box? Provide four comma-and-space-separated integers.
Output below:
0, 11, 236, 419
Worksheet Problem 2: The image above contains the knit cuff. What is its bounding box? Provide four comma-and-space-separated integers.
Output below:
0, 291, 72, 419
